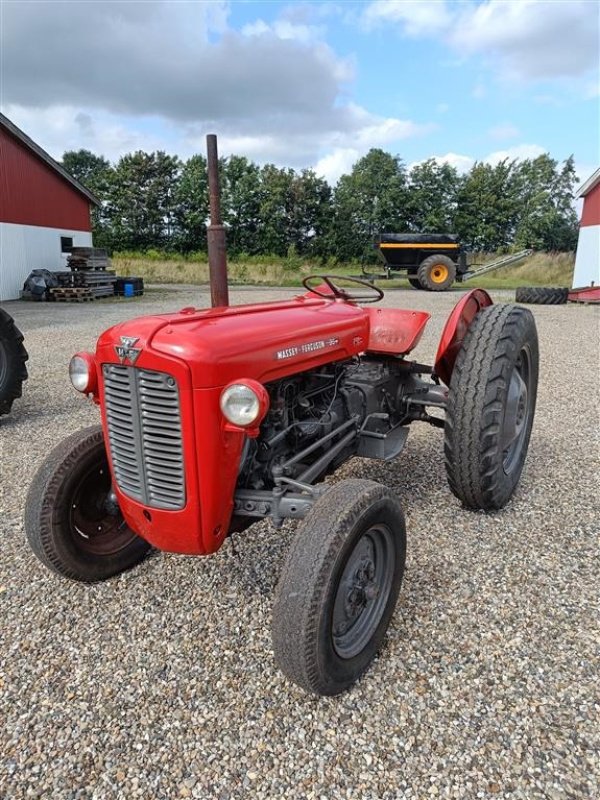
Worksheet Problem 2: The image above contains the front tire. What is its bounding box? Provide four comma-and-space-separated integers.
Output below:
444, 305, 539, 510
25, 425, 151, 582
272, 479, 406, 695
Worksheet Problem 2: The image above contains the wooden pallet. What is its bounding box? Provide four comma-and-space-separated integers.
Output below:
50, 287, 94, 303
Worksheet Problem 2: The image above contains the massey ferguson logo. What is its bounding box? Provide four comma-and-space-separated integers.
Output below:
115, 336, 142, 365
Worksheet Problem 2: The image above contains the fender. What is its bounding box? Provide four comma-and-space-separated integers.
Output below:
434, 289, 493, 386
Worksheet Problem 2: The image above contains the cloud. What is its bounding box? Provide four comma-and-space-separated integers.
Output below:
414, 143, 549, 175
363, 0, 599, 82
1, 0, 432, 174
363, 1, 452, 37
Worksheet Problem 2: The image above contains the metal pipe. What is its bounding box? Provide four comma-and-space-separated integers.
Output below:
206, 134, 229, 307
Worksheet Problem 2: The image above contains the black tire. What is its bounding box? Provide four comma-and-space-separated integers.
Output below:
408, 277, 422, 290
417, 254, 456, 291
24, 425, 151, 582
515, 286, 568, 305
272, 479, 406, 695
0, 308, 28, 417
444, 304, 539, 511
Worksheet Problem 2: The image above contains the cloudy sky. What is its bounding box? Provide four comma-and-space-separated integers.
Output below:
1, 0, 598, 184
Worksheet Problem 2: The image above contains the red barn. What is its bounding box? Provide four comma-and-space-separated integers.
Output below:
0, 113, 99, 301
573, 167, 600, 288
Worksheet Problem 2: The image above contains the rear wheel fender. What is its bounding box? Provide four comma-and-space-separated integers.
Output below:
434, 289, 493, 386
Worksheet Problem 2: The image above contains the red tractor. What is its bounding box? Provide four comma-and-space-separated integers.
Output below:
24, 141, 539, 696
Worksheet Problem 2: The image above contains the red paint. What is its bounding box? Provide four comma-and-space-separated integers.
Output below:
580, 182, 600, 227
434, 289, 494, 386
92, 294, 433, 555
365, 307, 430, 354
0, 126, 92, 230
568, 286, 600, 303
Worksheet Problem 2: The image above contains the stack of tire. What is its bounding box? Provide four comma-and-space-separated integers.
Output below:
515, 287, 569, 305
0, 308, 28, 417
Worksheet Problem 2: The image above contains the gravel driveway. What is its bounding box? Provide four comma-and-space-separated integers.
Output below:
1, 286, 598, 800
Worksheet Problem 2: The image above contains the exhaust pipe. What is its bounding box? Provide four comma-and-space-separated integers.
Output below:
206, 134, 229, 308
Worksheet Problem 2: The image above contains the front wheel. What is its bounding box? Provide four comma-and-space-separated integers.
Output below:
24, 425, 151, 582
272, 479, 406, 695
444, 304, 539, 510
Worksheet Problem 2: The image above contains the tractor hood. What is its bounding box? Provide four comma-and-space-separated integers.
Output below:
96, 296, 370, 388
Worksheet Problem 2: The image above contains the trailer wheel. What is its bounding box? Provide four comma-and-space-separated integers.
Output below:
272, 479, 406, 695
0, 308, 28, 417
515, 286, 568, 305
444, 304, 539, 511
25, 425, 151, 582
417, 255, 456, 291
408, 277, 422, 290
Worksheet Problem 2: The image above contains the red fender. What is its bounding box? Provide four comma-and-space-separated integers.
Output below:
434, 289, 493, 386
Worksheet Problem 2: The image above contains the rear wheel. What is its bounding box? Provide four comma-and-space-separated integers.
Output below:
272, 479, 406, 695
0, 308, 28, 417
408, 277, 422, 290
444, 305, 539, 510
25, 425, 151, 582
417, 255, 456, 291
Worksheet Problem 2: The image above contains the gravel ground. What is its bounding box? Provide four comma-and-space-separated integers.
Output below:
1, 286, 599, 800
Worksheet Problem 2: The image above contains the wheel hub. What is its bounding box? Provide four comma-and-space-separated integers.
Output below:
332, 525, 395, 659
502, 349, 532, 473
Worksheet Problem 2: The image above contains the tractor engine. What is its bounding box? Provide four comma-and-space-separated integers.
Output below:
237, 357, 411, 493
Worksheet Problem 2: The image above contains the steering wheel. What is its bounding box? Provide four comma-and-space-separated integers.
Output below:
302, 274, 384, 304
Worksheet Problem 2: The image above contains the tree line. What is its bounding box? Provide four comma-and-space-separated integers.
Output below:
62, 148, 580, 260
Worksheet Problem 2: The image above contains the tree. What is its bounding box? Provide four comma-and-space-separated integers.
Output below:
407, 159, 460, 232
331, 149, 409, 262
221, 156, 262, 256
172, 155, 209, 253
61, 149, 113, 247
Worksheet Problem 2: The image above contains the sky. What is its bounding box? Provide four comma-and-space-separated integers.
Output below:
1, 0, 598, 185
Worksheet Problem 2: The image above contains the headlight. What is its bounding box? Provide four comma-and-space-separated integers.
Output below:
69, 352, 97, 394
220, 381, 268, 428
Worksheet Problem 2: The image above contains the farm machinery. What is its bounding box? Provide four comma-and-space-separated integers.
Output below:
25, 137, 539, 695
366, 233, 532, 291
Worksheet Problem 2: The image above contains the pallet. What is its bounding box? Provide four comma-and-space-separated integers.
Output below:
50, 287, 94, 302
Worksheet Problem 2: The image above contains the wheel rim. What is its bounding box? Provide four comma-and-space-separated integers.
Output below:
332, 524, 395, 659
431, 265, 449, 284
69, 456, 137, 556
501, 345, 533, 474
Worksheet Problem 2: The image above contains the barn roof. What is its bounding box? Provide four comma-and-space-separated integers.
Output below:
576, 167, 600, 199
0, 113, 100, 206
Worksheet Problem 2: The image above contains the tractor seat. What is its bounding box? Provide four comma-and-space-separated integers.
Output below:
365, 307, 431, 356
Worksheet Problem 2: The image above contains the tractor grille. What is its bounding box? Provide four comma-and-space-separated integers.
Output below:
103, 364, 185, 510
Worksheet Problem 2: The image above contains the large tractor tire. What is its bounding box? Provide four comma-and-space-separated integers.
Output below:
0, 308, 28, 417
444, 304, 538, 511
417, 255, 456, 291
25, 426, 151, 582
515, 286, 568, 305
272, 479, 406, 695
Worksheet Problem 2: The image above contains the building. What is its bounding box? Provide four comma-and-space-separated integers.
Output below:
0, 113, 99, 301
573, 167, 600, 289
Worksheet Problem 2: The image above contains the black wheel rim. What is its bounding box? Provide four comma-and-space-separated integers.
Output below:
68, 456, 137, 556
332, 524, 395, 659
501, 345, 533, 474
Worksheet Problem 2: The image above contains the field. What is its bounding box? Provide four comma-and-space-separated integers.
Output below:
1, 286, 598, 799
113, 250, 575, 291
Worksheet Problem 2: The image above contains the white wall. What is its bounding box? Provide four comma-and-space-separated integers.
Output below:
0, 222, 93, 301
573, 225, 600, 288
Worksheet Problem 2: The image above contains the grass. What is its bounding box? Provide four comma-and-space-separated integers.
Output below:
112, 250, 575, 291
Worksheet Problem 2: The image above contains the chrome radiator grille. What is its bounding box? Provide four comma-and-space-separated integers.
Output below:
103, 364, 185, 510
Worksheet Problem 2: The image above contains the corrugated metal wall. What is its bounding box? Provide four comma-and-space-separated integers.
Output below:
0, 223, 93, 300
0, 127, 92, 230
